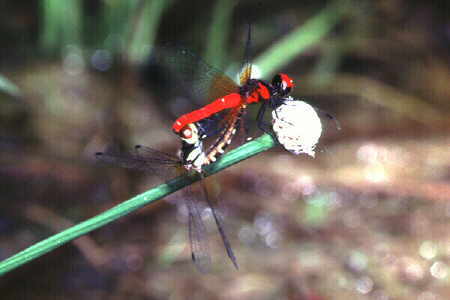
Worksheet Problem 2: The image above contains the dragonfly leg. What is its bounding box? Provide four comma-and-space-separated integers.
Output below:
256, 101, 279, 143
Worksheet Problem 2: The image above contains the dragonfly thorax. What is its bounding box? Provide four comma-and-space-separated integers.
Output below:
179, 123, 206, 172
239, 79, 262, 97
239, 79, 272, 104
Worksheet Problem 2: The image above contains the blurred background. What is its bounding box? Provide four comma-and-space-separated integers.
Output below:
1, 0, 450, 299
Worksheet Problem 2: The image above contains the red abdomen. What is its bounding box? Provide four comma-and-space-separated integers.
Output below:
172, 81, 271, 133
173, 93, 242, 132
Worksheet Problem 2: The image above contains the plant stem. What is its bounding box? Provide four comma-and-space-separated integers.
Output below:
0, 134, 275, 276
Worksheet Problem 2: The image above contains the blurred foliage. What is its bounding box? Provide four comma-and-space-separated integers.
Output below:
203, 0, 235, 69
40, 0, 82, 54
0, 74, 21, 97
127, 0, 172, 63
0, 0, 450, 299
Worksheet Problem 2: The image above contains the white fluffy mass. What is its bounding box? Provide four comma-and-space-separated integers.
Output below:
272, 97, 323, 157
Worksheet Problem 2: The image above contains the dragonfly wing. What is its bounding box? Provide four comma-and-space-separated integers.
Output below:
184, 187, 212, 273
200, 177, 238, 269
132, 145, 179, 164
207, 73, 239, 104
239, 63, 253, 86
95, 145, 180, 179
147, 47, 239, 108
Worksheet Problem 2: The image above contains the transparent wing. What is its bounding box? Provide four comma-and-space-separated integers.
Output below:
132, 145, 180, 164
95, 145, 180, 179
199, 176, 238, 269
147, 47, 239, 106
184, 186, 212, 273
96, 144, 215, 271
96, 144, 237, 271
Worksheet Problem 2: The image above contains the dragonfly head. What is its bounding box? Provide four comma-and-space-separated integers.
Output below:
179, 123, 200, 143
179, 123, 206, 172
271, 73, 294, 97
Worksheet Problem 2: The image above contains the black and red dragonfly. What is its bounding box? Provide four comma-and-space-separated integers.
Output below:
96, 144, 238, 272
97, 26, 309, 271
140, 27, 297, 171
171, 60, 296, 171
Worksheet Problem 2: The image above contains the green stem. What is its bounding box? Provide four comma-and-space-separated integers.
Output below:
0, 134, 275, 276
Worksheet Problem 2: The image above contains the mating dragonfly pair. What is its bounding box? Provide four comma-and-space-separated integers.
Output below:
96, 37, 323, 272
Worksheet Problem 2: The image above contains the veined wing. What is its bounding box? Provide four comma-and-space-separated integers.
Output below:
95, 145, 181, 179
184, 186, 212, 273
199, 177, 238, 269
146, 47, 239, 107
96, 145, 216, 271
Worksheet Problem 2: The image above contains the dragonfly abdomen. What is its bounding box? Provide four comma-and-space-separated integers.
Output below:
172, 93, 242, 133
204, 104, 246, 164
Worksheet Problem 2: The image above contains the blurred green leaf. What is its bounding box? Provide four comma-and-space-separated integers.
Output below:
40, 0, 82, 54
204, 0, 235, 69
255, 0, 350, 77
101, 0, 140, 53
0, 74, 21, 97
127, 0, 172, 64
311, 40, 345, 85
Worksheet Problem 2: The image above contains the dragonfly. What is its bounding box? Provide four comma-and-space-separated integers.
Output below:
144, 24, 341, 173
136, 25, 297, 173
96, 27, 268, 272
172, 61, 341, 169
95, 144, 238, 272
98, 25, 334, 271
165, 27, 298, 170
174, 70, 296, 169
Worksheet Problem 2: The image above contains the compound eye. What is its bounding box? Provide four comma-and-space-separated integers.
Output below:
272, 73, 293, 96
181, 127, 193, 139
280, 74, 294, 88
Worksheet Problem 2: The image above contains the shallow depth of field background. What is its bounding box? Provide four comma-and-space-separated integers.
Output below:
1, 0, 450, 299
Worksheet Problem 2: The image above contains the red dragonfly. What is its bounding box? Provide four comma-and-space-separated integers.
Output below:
96, 144, 238, 272
165, 30, 296, 171
97, 30, 275, 272
174, 69, 295, 170
98, 26, 313, 271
